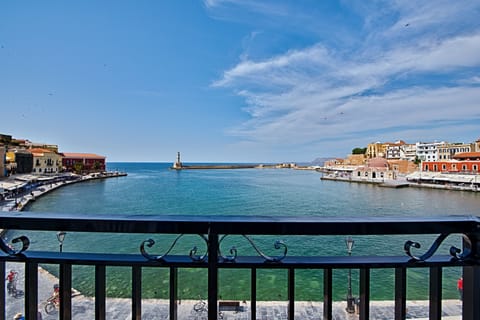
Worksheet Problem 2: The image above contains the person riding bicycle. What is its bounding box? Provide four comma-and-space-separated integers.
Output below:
5, 270, 17, 294
52, 283, 60, 303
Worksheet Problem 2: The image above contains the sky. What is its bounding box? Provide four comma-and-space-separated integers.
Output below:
1, 1, 479, 163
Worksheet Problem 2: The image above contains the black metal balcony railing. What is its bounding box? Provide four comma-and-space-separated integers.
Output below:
0, 213, 479, 320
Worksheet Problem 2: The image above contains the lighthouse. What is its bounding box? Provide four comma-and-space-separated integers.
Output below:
173, 152, 182, 169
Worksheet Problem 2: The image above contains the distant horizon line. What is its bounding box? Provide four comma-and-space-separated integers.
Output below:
105, 159, 332, 164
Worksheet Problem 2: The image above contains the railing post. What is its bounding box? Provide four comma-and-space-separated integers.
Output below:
25, 262, 38, 320
251, 268, 257, 320
463, 265, 480, 320
359, 268, 370, 320
169, 267, 178, 320
323, 268, 332, 320
288, 268, 295, 320
132, 266, 141, 320
394, 267, 406, 320
59, 263, 72, 320
95, 265, 106, 320
463, 230, 480, 320
208, 230, 218, 320
429, 267, 442, 320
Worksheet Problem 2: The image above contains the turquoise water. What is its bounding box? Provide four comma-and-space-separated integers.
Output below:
9, 162, 480, 301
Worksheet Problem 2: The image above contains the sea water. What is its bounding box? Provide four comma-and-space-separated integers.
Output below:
10, 162, 480, 301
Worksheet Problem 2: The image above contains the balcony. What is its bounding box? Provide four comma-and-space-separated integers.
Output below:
0, 213, 479, 320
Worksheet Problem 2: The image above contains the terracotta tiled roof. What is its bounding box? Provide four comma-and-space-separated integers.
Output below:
62, 153, 105, 159
29, 148, 55, 156
453, 152, 480, 159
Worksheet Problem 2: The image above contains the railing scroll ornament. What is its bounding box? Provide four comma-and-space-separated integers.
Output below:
140, 234, 208, 262
404, 233, 473, 262
218, 235, 287, 263
0, 236, 30, 256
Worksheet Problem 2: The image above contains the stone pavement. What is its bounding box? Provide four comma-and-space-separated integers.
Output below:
5, 260, 462, 320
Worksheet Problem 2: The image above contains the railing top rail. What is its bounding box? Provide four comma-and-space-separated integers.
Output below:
0, 212, 478, 235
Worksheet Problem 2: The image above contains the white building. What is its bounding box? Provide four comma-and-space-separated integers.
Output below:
400, 143, 417, 161
416, 141, 445, 162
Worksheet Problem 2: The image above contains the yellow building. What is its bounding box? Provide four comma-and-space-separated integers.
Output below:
366, 142, 386, 159
30, 148, 62, 174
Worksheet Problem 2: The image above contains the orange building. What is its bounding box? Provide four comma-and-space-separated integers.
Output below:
422, 152, 480, 173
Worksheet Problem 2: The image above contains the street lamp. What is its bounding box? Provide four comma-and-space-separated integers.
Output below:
345, 236, 356, 313
57, 231, 67, 253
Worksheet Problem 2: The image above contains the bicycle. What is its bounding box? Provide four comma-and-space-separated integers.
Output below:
192, 298, 224, 319
44, 294, 60, 314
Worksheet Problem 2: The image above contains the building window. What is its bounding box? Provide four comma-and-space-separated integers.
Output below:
474, 165, 478, 172
462, 165, 467, 171
434, 164, 438, 171
424, 165, 429, 171
442, 164, 446, 171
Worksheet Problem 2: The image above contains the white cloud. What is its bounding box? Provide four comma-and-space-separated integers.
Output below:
211, 1, 480, 155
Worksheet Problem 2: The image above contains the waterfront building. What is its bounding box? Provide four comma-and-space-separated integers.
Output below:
437, 142, 473, 160
415, 141, 445, 162
30, 148, 62, 174
422, 152, 480, 173
366, 142, 386, 159
400, 143, 417, 161
7, 149, 34, 174
387, 159, 418, 174
352, 157, 395, 180
61, 152, 106, 173
0, 134, 12, 177
385, 140, 405, 160
475, 138, 480, 152
23, 140, 59, 153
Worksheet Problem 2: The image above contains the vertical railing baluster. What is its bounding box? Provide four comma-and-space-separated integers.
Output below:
359, 268, 370, 320
429, 267, 442, 320
95, 265, 106, 320
251, 268, 257, 320
208, 231, 218, 320
59, 263, 72, 320
0, 261, 5, 320
463, 265, 480, 320
323, 268, 332, 320
288, 268, 295, 320
394, 267, 406, 320
131, 266, 141, 320
169, 267, 178, 320
25, 262, 38, 320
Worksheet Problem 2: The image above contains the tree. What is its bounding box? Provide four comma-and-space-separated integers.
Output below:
73, 162, 84, 174
352, 147, 367, 155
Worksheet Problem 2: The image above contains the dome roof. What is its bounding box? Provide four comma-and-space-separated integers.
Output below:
367, 157, 388, 168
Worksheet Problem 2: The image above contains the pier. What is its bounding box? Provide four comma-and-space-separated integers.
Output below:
170, 152, 299, 170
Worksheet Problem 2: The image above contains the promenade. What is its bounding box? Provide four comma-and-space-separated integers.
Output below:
0, 171, 127, 212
